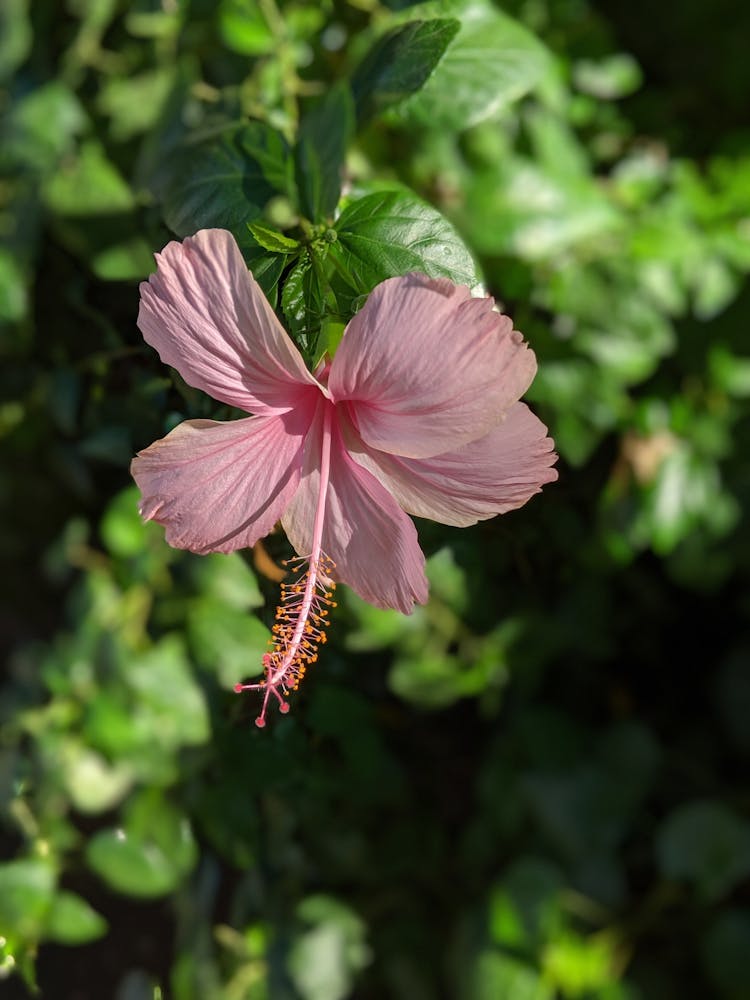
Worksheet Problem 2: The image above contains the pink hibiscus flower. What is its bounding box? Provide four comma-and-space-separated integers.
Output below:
131, 228, 557, 726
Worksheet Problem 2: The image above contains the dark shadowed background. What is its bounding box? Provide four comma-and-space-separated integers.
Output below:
1, 0, 749, 997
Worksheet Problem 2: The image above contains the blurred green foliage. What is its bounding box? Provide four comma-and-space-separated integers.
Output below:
1, 0, 750, 998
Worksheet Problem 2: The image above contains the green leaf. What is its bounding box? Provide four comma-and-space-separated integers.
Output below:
245, 246, 289, 305
0, 248, 27, 323
692, 257, 738, 320
71, 0, 119, 32
101, 485, 152, 558
0, 859, 55, 941
45, 891, 107, 945
282, 252, 326, 347
288, 896, 370, 1000
44, 140, 135, 215
331, 189, 480, 302
395, 0, 549, 129
125, 2, 182, 39
471, 951, 553, 1000
543, 930, 618, 996
97, 67, 175, 142
0, 0, 32, 82
86, 796, 197, 898
426, 547, 469, 614
464, 160, 619, 260
7, 81, 86, 171
320, 317, 346, 359
656, 800, 750, 901
126, 636, 210, 750
573, 54, 643, 100
86, 829, 177, 898
162, 122, 294, 243
60, 744, 134, 813
188, 597, 271, 690
189, 552, 264, 610
247, 221, 301, 253
389, 651, 471, 708
351, 18, 460, 124
344, 590, 414, 652
89, 235, 155, 281
296, 83, 354, 221
492, 857, 565, 948
710, 346, 750, 399
219, 0, 274, 56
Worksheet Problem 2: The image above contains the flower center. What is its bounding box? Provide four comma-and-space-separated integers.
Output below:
234, 404, 336, 727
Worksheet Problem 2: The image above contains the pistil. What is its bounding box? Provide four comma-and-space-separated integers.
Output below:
235, 404, 336, 727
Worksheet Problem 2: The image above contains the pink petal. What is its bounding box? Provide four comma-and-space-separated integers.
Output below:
282, 404, 428, 614
138, 229, 319, 415
327, 273, 537, 459
131, 406, 316, 553
343, 403, 558, 527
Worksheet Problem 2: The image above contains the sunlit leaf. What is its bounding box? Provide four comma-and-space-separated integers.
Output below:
471, 951, 553, 1000
188, 597, 271, 690
395, 0, 549, 129
45, 892, 107, 945
351, 18, 460, 123
288, 896, 370, 1000
0, 860, 55, 940
332, 189, 480, 303
87, 796, 198, 898
44, 140, 135, 215
219, 0, 274, 55
573, 54, 643, 100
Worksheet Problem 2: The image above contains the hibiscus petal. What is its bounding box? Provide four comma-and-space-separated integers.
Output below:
343, 403, 558, 528
328, 273, 537, 459
131, 406, 315, 553
138, 229, 319, 415
282, 405, 428, 614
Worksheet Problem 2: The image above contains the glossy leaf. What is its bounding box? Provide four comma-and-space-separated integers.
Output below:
162, 122, 294, 243
281, 251, 327, 347
351, 18, 460, 123
395, 0, 549, 129
331, 189, 480, 303
247, 221, 300, 253
245, 244, 289, 305
296, 82, 354, 221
